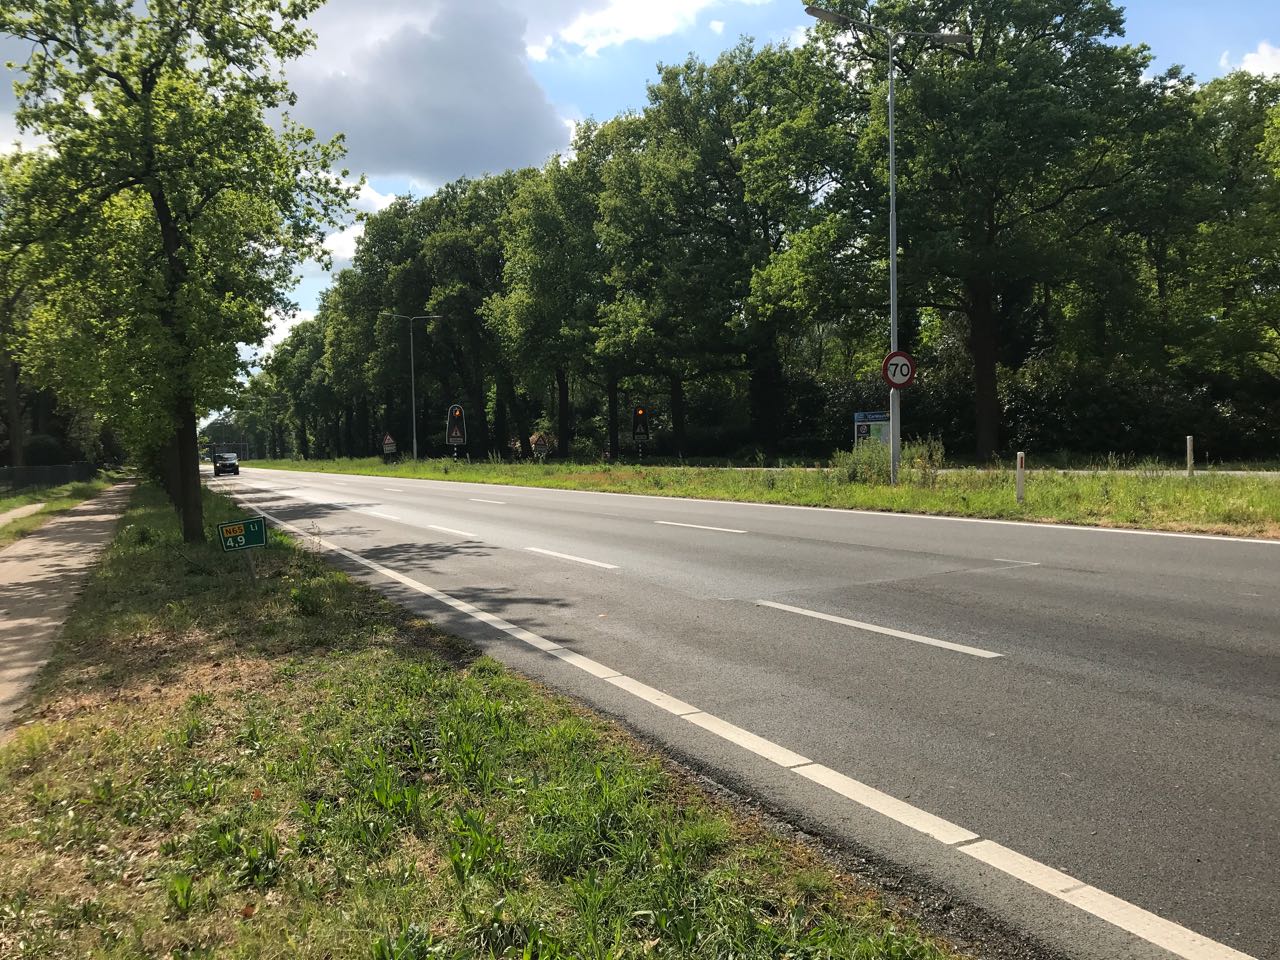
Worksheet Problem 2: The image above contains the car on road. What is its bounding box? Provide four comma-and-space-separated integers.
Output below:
213, 453, 240, 476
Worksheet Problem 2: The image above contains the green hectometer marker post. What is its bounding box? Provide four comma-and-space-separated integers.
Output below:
218, 517, 267, 552
218, 516, 267, 582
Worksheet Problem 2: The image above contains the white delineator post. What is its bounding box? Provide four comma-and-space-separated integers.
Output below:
1186, 436, 1194, 478
1016, 451, 1026, 504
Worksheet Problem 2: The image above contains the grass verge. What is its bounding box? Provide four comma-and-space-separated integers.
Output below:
250, 457, 1280, 539
0, 485, 959, 959
0, 478, 114, 549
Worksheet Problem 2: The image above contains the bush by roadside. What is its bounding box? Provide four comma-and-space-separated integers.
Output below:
0, 486, 959, 959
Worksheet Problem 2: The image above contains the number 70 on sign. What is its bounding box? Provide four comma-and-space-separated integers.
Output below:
881, 351, 917, 389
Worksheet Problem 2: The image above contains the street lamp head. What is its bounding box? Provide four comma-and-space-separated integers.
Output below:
804, 4, 851, 27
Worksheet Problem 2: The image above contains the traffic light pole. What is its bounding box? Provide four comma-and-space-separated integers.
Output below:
888, 31, 901, 485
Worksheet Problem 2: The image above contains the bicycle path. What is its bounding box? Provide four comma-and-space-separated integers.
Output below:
0, 484, 134, 745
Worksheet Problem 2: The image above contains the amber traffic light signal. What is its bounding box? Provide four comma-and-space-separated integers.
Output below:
632, 404, 650, 442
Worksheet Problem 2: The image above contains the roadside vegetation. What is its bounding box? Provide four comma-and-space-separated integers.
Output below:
0, 478, 113, 549
0, 486, 959, 959
248, 453, 1280, 539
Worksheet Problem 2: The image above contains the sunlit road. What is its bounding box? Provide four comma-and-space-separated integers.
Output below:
212, 465, 1280, 960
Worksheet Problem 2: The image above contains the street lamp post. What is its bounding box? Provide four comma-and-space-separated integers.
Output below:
379, 312, 443, 460
804, 5, 969, 484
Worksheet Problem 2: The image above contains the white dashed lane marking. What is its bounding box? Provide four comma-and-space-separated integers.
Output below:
525, 547, 618, 570
756, 600, 1003, 660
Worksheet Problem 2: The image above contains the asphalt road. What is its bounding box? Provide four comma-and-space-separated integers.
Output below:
212, 466, 1279, 960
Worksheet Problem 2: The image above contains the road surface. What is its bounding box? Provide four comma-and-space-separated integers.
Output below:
212, 466, 1279, 960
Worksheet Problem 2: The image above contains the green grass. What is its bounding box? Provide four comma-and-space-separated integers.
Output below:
0, 485, 960, 959
249, 455, 1280, 539
0, 478, 114, 549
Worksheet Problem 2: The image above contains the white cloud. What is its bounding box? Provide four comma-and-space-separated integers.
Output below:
263, 309, 316, 353
323, 222, 365, 265
557, 0, 768, 57
1241, 41, 1280, 76
352, 181, 397, 213
1221, 41, 1280, 77
709, 20, 726, 35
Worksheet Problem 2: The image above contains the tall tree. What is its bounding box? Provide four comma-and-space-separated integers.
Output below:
814, 0, 1159, 458
1, 0, 351, 539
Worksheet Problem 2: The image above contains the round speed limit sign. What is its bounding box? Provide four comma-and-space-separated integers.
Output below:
881, 351, 917, 389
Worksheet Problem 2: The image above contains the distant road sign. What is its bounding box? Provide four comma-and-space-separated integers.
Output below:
632, 405, 650, 442
446, 405, 467, 445
218, 516, 267, 553
881, 351, 916, 389
382, 433, 397, 455
855, 411, 890, 445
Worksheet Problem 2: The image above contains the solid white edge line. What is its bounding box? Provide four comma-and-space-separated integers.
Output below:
248, 466, 1279, 546
429, 525, 478, 539
685, 712, 810, 768
758, 600, 1003, 660
235, 493, 1259, 960
793, 763, 978, 846
470, 498, 507, 504
961, 841, 1256, 960
604, 675, 699, 716
655, 520, 748, 534
546, 648, 621, 679
525, 546, 618, 569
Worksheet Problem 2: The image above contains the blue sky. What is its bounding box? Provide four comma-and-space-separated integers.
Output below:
271, 0, 1280, 345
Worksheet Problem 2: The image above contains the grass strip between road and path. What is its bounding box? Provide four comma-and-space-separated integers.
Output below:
251, 456, 1280, 540
0, 478, 115, 550
0, 484, 960, 960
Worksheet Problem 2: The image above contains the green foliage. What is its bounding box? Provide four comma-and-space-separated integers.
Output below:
0, 0, 354, 536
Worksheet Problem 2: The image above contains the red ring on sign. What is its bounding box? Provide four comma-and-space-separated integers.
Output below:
881, 350, 917, 389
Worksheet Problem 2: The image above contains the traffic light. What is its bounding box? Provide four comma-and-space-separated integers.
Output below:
446, 405, 466, 445
632, 404, 650, 442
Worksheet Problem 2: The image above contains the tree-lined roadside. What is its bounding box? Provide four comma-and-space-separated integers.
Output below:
246, 458, 1280, 539
0, 486, 962, 959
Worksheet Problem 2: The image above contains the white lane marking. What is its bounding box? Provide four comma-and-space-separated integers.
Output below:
241, 499, 1260, 960
758, 600, 1003, 660
794, 763, 978, 846
685, 712, 810, 768
655, 520, 748, 534
604, 675, 699, 716
470, 498, 507, 505
382, 487, 405, 492
993, 558, 1040, 566
366, 511, 403, 522
526, 547, 618, 569
547, 648, 621, 679
961, 842, 1255, 960
429, 525, 478, 539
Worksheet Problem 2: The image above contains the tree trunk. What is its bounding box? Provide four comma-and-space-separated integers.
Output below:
555, 367, 572, 458
966, 278, 1000, 461
493, 392, 509, 460
465, 379, 490, 458
749, 334, 784, 458
606, 373, 620, 460
669, 375, 687, 458
2, 352, 24, 468
175, 395, 204, 543
499, 374, 532, 459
